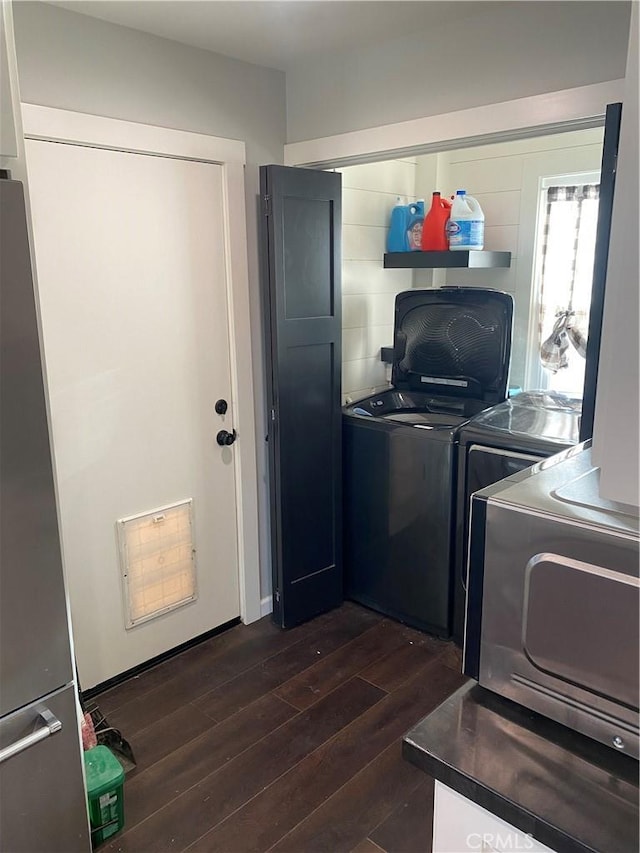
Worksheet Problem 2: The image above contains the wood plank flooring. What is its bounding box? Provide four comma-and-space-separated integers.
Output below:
100, 602, 466, 853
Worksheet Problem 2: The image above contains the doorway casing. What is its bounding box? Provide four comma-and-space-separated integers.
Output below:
284, 80, 624, 169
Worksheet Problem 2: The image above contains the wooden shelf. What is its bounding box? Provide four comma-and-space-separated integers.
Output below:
383, 250, 511, 269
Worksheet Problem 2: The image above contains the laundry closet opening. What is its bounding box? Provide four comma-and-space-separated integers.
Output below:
331, 124, 605, 407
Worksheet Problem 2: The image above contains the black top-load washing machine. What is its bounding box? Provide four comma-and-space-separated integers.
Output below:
451, 390, 582, 643
342, 287, 513, 638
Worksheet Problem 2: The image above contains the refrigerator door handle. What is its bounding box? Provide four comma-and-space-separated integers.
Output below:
0, 709, 62, 764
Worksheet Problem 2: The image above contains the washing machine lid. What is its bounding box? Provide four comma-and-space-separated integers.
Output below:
391, 287, 514, 403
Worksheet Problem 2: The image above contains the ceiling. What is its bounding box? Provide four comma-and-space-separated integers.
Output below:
48, 1, 505, 72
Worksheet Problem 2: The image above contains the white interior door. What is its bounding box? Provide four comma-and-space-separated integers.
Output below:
25, 139, 240, 689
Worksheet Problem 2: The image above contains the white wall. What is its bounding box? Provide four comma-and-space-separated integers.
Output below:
592, 2, 639, 507
286, 1, 630, 143
339, 158, 421, 401
12, 0, 286, 597
415, 128, 604, 389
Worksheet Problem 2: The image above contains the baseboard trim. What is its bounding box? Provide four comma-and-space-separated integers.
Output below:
261, 595, 273, 618
81, 616, 241, 702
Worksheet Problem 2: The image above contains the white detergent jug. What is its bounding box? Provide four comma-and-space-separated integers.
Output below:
447, 190, 485, 250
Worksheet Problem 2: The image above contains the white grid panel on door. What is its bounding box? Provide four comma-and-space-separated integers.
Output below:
117, 499, 197, 628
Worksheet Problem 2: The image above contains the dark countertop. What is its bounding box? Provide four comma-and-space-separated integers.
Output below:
403, 681, 639, 853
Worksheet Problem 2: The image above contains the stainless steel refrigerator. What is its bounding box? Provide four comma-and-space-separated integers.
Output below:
0, 177, 90, 851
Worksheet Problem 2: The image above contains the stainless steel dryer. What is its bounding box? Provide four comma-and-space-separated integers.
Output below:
452, 390, 582, 643
343, 287, 513, 637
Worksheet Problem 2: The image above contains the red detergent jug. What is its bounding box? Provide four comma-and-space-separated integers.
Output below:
421, 192, 452, 251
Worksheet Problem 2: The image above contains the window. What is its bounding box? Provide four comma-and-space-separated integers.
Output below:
530, 173, 600, 395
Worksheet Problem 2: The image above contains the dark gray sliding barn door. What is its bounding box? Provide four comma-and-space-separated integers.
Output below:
260, 165, 343, 628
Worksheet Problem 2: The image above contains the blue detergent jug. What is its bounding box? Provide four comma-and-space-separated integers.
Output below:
387, 197, 408, 252
387, 199, 425, 252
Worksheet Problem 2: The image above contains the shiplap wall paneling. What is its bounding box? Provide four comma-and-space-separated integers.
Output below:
338, 159, 417, 402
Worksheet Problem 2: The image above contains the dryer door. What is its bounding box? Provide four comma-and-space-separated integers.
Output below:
453, 445, 544, 644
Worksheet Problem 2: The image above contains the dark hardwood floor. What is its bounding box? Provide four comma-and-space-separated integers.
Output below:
99, 602, 466, 853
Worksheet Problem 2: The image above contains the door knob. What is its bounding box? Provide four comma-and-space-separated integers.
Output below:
215, 399, 228, 415
216, 429, 237, 446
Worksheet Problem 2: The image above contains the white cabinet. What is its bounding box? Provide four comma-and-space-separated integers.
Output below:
591, 3, 639, 507
432, 782, 556, 853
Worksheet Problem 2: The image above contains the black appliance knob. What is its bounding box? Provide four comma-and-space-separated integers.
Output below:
215, 399, 228, 415
216, 429, 237, 446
